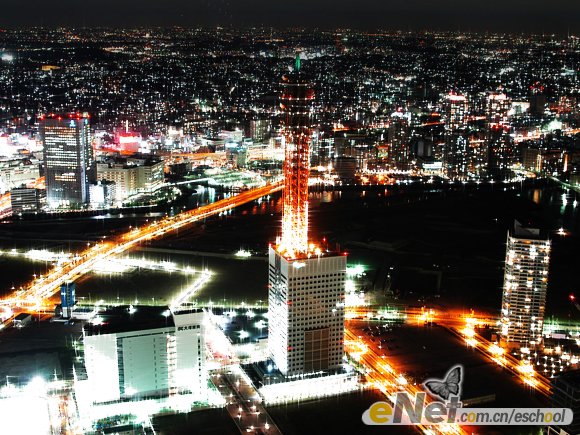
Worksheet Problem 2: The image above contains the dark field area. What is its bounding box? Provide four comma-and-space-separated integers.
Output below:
0, 183, 577, 317
153, 407, 239, 435
268, 389, 415, 435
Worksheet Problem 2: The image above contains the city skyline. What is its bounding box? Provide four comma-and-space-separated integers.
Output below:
0, 23, 578, 435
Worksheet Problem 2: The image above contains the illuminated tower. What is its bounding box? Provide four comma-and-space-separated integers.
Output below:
278, 54, 315, 256
500, 221, 551, 350
268, 55, 346, 377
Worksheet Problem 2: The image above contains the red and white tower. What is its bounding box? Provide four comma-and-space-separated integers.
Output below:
268, 55, 346, 377
278, 53, 315, 257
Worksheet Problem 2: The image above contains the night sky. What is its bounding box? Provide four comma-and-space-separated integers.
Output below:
0, 0, 578, 34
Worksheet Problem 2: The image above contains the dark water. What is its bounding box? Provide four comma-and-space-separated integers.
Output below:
0, 182, 578, 322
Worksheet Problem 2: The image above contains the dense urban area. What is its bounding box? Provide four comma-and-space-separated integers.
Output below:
0, 27, 578, 435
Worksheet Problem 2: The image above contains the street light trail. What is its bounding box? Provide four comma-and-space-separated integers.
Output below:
345, 326, 469, 435
348, 306, 553, 400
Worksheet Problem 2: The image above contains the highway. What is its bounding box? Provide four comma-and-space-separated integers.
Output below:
346, 305, 552, 418
408, 307, 552, 398
0, 181, 283, 309
345, 323, 469, 435
446, 322, 552, 398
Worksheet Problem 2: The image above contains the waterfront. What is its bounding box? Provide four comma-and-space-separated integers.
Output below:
0, 182, 577, 322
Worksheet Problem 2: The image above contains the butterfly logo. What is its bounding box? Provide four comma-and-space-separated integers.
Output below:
424, 365, 463, 401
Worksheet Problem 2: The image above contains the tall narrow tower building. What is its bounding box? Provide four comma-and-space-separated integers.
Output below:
500, 221, 551, 349
41, 113, 95, 207
268, 55, 346, 377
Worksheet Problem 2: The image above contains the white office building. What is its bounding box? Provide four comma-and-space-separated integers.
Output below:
82, 305, 206, 404
268, 246, 346, 376
500, 222, 551, 349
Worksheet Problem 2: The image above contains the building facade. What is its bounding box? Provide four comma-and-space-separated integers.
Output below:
96, 157, 163, 201
41, 114, 95, 207
500, 222, 551, 349
0, 159, 41, 194
89, 180, 116, 208
268, 247, 346, 376
10, 186, 45, 214
443, 93, 470, 180
83, 306, 206, 404
60, 282, 76, 319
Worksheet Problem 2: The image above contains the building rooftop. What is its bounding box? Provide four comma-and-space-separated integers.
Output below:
83, 305, 174, 336
97, 155, 162, 169
172, 307, 204, 316
512, 220, 546, 240
270, 242, 345, 262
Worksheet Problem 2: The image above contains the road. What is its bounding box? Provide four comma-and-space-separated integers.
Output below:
406, 307, 552, 398
212, 368, 281, 435
0, 181, 283, 309
445, 324, 552, 398
345, 322, 470, 435
347, 306, 552, 403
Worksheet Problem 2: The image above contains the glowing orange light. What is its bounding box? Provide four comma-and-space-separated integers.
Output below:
278, 63, 314, 256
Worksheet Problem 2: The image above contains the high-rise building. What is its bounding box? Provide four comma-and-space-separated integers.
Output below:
268, 249, 346, 376
387, 116, 410, 170
444, 93, 470, 180
486, 92, 511, 126
82, 306, 206, 404
249, 118, 271, 143
486, 128, 517, 179
40, 114, 95, 207
500, 221, 551, 349
444, 133, 469, 180
268, 54, 346, 377
445, 93, 469, 131
529, 82, 547, 117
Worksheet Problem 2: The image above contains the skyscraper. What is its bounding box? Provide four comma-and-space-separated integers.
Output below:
445, 93, 469, 131
500, 221, 551, 349
387, 116, 410, 170
444, 134, 469, 180
443, 93, 470, 180
268, 54, 346, 377
41, 113, 95, 207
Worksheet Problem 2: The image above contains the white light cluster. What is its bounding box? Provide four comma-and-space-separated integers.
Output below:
170, 270, 212, 310
258, 372, 360, 405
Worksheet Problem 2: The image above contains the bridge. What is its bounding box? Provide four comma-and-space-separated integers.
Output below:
1, 181, 283, 309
